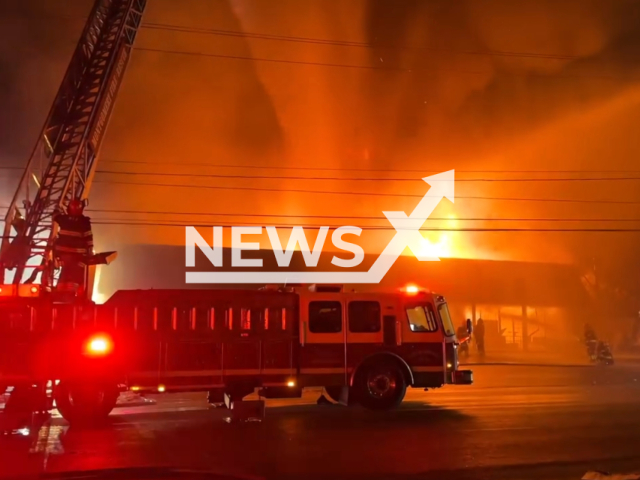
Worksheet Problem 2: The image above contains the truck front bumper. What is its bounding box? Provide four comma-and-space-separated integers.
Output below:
450, 369, 473, 385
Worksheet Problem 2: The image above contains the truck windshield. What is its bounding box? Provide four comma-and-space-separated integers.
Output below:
437, 303, 456, 336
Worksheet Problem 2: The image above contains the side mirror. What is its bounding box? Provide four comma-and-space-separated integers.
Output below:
466, 318, 473, 335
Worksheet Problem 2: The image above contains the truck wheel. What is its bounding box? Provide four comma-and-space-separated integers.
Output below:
355, 361, 406, 410
54, 381, 119, 425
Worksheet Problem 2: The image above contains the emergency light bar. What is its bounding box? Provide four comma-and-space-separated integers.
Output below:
402, 284, 432, 295
308, 284, 343, 293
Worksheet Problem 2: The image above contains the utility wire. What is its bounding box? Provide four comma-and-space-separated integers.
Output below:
89, 179, 640, 205
3, 177, 640, 205
5, 215, 640, 231
6, 222, 640, 234
6, 205, 640, 222
135, 46, 423, 72
133, 46, 638, 82
7, 14, 637, 80
95, 170, 640, 182
89, 219, 640, 232
89, 161, 640, 175
141, 22, 579, 61
81, 209, 640, 222
6, 162, 640, 175
8, 165, 640, 182
6, 13, 626, 65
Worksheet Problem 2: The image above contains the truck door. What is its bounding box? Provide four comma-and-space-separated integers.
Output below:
345, 300, 384, 374
223, 306, 261, 382
299, 295, 346, 386
162, 305, 223, 390
261, 304, 298, 383
403, 301, 446, 374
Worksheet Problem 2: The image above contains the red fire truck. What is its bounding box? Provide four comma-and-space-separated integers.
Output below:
0, 0, 472, 425
0, 285, 472, 423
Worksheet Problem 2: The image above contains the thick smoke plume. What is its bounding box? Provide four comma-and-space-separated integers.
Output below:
2, 0, 640, 287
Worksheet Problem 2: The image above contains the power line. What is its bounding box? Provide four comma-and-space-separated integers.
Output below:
82, 209, 640, 222
95, 170, 640, 183
5, 161, 640, 175
5, 205, 640, 222
8, 14, 637, 81
90, 179, 640, 205
5, 13, 622, 66
133, 46, 638, 82
141, 22, 579, 61
8, 165, 640, 182
135, 46, 416, 72
22, 14, 585, 62
91, 161, 640, 175
6, 220, 640, 233
89, 219, 640, 232
3, 176, 640, 204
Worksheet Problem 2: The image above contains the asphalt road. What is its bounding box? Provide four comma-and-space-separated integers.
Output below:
2, 364, 640, 480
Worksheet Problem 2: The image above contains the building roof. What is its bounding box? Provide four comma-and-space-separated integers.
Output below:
103, 246, 590, 309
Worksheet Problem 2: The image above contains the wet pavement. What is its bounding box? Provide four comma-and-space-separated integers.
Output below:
2, 364, 640, 480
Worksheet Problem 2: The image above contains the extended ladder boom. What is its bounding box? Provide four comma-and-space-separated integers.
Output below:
0, 0, 146, 285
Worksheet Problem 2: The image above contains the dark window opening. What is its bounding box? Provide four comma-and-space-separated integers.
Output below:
309, 301, 342, 333
348, 301, 381, 333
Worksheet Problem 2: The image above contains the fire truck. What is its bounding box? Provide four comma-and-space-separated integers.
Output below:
0, 0, 473, 424
0, 285, 472, 422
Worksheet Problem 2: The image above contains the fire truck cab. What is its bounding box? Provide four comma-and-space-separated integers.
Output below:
295, 285, 472, 409
0, 284, 472, 423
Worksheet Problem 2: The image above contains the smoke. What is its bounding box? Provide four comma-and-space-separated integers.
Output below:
356, 0, 640, 163
0, 0, 87, 156
218, 0, 640, 271
0, 0, 88, 205
3, 0, 640, 288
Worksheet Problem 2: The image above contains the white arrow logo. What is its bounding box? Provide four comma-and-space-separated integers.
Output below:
186, 170, 455, 284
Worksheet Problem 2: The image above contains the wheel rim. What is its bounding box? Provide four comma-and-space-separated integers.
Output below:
367, 370, 397, 398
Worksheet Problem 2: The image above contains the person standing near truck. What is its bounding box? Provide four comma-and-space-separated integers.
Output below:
457, 322, 471, 357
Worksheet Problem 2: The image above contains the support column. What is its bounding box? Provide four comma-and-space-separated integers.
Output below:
521, 305, 529, 352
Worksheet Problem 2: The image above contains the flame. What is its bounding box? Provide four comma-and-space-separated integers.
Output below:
419, 235, 451, 259
417, 213, 460, 259
92, 267, 107, 304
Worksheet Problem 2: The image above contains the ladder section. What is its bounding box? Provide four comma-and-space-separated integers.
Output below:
0, 0, 146, 285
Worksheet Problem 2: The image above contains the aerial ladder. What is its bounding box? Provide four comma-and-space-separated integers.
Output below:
0, 0, 146, 299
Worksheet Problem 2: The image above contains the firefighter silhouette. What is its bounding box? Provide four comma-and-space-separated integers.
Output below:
52, 199, 93, 297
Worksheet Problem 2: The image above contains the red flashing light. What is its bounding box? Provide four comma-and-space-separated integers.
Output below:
405, 285, 420, 294
0, 285, 16, 297
30, 286, 38, 294
85, 334, 113, 356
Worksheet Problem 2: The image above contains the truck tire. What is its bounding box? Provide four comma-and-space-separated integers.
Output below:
54, 381, 119, 425
354, 361, 406, 410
